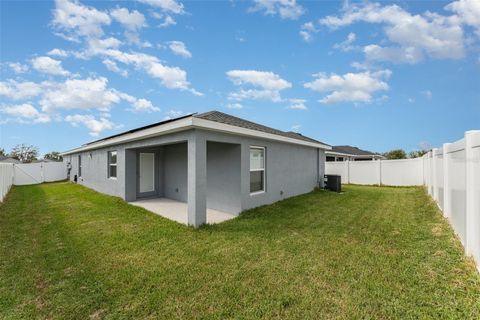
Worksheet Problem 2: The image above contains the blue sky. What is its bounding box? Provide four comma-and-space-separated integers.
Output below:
1, 0, 479, 156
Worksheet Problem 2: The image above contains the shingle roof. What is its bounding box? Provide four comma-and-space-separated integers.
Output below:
330, 145, 382, 157
194, 111, 328, 145
80, 110, 329, 150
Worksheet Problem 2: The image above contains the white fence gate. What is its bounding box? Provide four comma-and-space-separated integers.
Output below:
325, 130, 480, 270
0, 162, 68, 202
13, 162, 67, 185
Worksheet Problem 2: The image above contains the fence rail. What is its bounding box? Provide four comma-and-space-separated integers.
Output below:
326, 130, 480, 270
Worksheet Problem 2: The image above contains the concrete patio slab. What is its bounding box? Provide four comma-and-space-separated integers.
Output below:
129, 197, 236, 225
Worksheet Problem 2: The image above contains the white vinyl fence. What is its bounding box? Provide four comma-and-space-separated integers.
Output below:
426, 130, 480, 269
325, 157, 425, 186
0, 162, 67, 202
13, 162, 67, 185
0, 163, 14, 202
326, 130, 480, 270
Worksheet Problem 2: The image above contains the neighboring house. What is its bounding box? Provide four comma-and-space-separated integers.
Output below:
0, 156, 20, 164
326, 145, 385, 162
61, 111, 331, 227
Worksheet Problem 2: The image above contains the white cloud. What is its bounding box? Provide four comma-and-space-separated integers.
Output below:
0, 80, 43, 100
111, 7, 146, 30
52, 0, 111, 40
163, 109, 184, 120
31, 56, 70, 76
103, 49, 199, 93
287, 98, 307, 110
8, 62, 28, 74
334, 32, 357, 52
227, 70, 291, 102
1, 103, 51, 123
1, 77, 155, 116
290, 124, 301, 131
129, 98, 160, 112
304, 69, 392, 104
299, 22, 318, 42
158, 15, 176, 28
102, 59, 128, 77
65, 114, 115, 136
167, 41, 192, 58
111, 7, 148, 46
151, 12, 177, 28
138, 0, 185, 14
320, 2, 466, 64
39, 77, 128, 112
226, 103, 243, 109
48, 48, 69, 57
446, 0, 480, 36
421, 90, 432, 99
249, 0, 305, 20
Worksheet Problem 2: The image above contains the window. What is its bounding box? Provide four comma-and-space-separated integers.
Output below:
326, 156, 335, 162
250, 146, 265, 194
108, 151, 117, 178
78, 155, 82, 177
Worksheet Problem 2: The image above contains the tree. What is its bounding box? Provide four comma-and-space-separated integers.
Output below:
44, 151, 63, 162
10, 144, 39, 163
0, 148, 5, 157
383, 149, 407, 160
408, 150, 428, 159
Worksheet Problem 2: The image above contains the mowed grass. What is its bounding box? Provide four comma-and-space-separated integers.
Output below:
1, 183, 479, 319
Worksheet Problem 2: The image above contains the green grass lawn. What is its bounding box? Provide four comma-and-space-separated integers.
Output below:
1, 183, 479, 319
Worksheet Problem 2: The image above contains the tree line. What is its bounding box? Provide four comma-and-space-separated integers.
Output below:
382, 149, 429, 160
0, 144, 62, 163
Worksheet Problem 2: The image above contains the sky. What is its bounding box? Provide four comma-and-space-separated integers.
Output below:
1, 0, 479, 156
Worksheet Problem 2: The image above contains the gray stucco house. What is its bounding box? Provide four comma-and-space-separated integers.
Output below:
62, 111, 331, 227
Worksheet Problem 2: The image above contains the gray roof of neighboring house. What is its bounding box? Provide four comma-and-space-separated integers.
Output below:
0, 156, 20, 164
86, 110, 329, 147
329, 145, 384, 157
195, 111, 328, 145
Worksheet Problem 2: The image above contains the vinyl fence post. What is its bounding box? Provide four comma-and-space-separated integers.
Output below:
378, 159, 382, 185
465, 130, 480, 265
345, 160, 350, 184
443, 143, 451, 219
432, 148, 438, 202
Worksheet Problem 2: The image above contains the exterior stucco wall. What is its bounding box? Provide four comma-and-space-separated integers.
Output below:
64, 128, 326, 216
163, 143, 188, 202
207, 141, 241, 214
64, 147, 125, 198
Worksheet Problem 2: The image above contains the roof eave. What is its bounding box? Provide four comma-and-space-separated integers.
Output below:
61, 116, 331, 156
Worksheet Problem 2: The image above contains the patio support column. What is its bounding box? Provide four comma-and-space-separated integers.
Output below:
187, 131, 207, 227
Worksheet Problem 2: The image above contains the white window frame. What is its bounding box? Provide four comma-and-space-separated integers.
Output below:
78, 155, 82, 177
108, 151, 117, 179
250, 146, 266, 195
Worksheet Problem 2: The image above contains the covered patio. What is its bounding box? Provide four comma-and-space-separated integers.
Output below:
129, 197, 236, 225
124, 132, 242, 227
